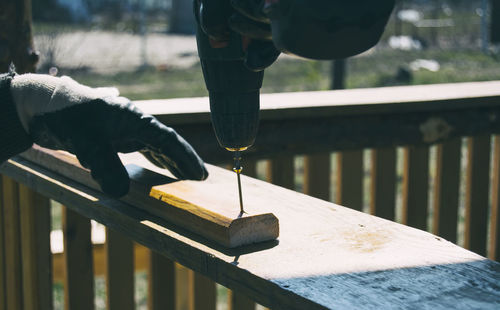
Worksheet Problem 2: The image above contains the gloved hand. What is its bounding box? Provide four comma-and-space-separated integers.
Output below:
10, 74, 208, 197
195, 0, 280, 71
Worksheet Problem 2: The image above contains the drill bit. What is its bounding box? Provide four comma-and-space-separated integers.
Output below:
232, 151, 245, 214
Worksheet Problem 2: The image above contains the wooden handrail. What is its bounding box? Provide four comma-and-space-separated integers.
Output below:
1, 149, 499, 309
135, 81, 500, 163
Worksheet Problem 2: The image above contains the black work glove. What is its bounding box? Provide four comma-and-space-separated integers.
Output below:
11, 74, 208, 197
195, 0, 280, 71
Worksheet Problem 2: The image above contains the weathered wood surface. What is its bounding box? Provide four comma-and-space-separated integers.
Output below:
2, 155, 500, 310
491, 136, 500, 261
19, 184, 52, 310
433, 138, 461, 243
20, 146, 279, 248
465, 136, 491, 257
105, 228, 134, 310
370, 147, 396, 220
63, 206, 94, 310
2, 176, 23, 310
148, 251, 175, 310
402, 146, 430, 230
0, 177, 5, 310
136, 81, 500, 163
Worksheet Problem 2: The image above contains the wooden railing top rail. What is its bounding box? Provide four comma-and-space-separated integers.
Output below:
1, 148, 499, 309
136, 81, 500, 124
135, 81, 500, 162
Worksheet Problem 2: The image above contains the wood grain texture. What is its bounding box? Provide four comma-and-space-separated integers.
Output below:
176, 265, 193, 310
0, 176, 6, 310
433, 138, 461, 243
137, 81, 500, 125
337, 150, 363, 211
243, 160, 258, 178
267, 157, 295, 190
370, 148, 396, 220
491, 136, 500, 261
21, 146, 279, 248
19, 184, 52, 310
137, 82, 500, 163
228, 290, 255, 310
402, 146, 430, 230
2, 156, 500, 310
464, 136, 491, 256
148, 250, 175, 310
303, 154, 331, 201
192, 273, 216, 310
105, 228, 134, 310
63, 206, 94, 310
2, 176, 23, 310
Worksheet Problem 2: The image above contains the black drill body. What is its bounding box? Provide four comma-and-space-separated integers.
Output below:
195, 0, 395, 153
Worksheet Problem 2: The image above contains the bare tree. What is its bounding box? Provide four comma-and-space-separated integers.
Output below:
0, 0, 39, 73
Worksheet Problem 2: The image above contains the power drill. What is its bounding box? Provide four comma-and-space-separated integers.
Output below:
194, 0, 395, 212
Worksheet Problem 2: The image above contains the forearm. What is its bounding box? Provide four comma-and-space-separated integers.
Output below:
0, 72, 33, 164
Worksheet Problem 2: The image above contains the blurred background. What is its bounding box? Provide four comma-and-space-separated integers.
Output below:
28, 1, 500, 309
32, 0, 500, 100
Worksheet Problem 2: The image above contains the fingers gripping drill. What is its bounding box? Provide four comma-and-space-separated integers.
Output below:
194, 0, 395, 213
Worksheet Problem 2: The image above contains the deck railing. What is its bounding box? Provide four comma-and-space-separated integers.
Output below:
1, 81, 500, 309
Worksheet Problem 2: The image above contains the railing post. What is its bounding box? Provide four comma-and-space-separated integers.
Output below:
243, 160, 258, 178
228, 290, 255, 310
490, 135, 500, 262
465, 135, 491, 256
19, 184, 52, 310
148, 250, 175, 310
337, 151, 363, 211
402, 146, 430, 230
63, 206, 95, 310
105, 227, 134, 310
267, 157, 295, 190
2, 176, 23, 310
192, 273, 216, 310
433, 138, 461, 243
0, 176, 6, 310
303, 154, 331, 201
370, 148, 397, 220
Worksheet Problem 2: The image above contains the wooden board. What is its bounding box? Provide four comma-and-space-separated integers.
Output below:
20, 146, 279, 248
2, 176, 23, 310
19, 184, 53, 310
135, 81, 500, 163
2, 155, 500, 310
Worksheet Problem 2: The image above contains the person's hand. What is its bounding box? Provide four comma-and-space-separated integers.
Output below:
195, 0, 280, 71
10, 74, 208, 197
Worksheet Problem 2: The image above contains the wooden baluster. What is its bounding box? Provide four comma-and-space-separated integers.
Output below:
337, 150, 363, 211
63, 206, 95, 310
402, 146, 430, 230
490, 135, 500, 261
433, 138, 462, 243
303, 154, 331, 201
267, 157, 295, 190
464, 135, 491, 256
243, 160, 258, 178
19, 184, 52, 310
0, 176, 6, 310
370, 148, 397, 220
192, 272, 216, 310
228, 290, 255, 310
2, 176, 23, 310
176, 265, 192, 310
148, 250, 175, 310
105, 228, 134, 310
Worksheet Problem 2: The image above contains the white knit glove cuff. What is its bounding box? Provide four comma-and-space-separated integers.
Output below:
10, 74, 119, 133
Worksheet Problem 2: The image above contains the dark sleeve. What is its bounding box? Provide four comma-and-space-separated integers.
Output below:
0, 72, 33, 164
